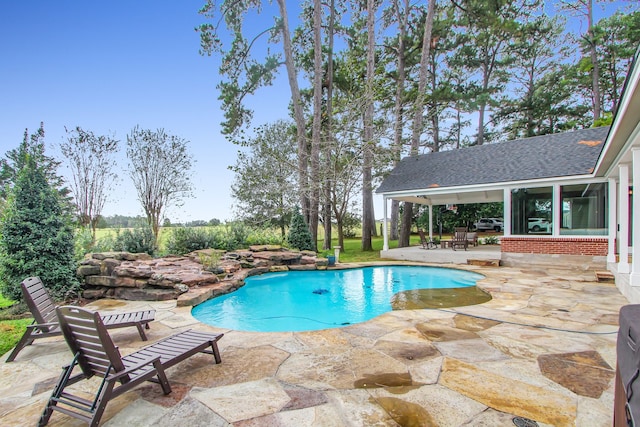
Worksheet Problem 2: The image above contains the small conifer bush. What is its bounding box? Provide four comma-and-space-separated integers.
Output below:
286, 209, 316, 251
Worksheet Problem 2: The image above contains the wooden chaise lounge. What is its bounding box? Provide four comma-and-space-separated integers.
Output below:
38, 306, 223, 427
5, 277, 156, 362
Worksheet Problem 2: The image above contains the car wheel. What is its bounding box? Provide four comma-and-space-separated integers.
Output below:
494, 226, 501, 232
532, 225, 540, 232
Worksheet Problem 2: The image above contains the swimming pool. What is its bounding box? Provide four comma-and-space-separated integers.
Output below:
191, 265, 485, 332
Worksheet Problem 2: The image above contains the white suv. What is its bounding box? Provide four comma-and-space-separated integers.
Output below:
528, 218, 550, 232
473, 218, 503, 232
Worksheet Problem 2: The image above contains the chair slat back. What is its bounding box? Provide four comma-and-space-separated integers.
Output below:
418, 229, 427, 244
454, 227, 467, 241
56, 306, 126, 378
21, 277, 58, 329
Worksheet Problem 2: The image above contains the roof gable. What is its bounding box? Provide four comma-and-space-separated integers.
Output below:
377, 127, 610, 194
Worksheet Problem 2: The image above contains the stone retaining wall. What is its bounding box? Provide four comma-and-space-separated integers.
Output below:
77, 246, 327, 305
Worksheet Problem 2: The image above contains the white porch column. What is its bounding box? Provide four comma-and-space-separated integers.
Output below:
503, 188, 511, 236
428, 204, 433, 240
619, 164, 630, 274
552, 183, 561, 236
383, 196, 389, 251
608, 178, 617, 263
632, 149, 640, 285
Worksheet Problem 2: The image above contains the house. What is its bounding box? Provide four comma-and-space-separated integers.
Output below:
376, 47, 640, 303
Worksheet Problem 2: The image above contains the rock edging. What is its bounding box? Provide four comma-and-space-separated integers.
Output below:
77, 246, 329, 305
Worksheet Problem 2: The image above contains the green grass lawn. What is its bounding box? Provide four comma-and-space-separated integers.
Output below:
0, 318, 32, 358
0, 294, 33, 358
325, 235, 421, 263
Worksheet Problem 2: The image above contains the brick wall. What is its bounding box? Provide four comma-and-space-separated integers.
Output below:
500, 237, 608, 256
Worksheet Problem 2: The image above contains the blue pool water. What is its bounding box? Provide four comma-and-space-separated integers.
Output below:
191, 265, 484, 332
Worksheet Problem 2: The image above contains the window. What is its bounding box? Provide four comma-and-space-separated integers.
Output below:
560, 183, 607, 235
511, 187, 553, 235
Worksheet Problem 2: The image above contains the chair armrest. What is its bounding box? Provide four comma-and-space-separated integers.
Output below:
26, 322, 59, 331
106, 355, 162, 382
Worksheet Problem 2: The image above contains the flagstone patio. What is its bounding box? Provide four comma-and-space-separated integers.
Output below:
0, 262, 628, 426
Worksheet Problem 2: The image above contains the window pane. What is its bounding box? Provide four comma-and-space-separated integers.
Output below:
560, 183, 607, 235
511, 187, 553, 235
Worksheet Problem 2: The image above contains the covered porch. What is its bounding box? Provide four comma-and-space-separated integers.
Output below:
381, 243, 501, 265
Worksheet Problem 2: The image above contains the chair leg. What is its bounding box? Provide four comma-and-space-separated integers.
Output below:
88, 380, 117, 427
152, 359, 172, 394
135, 323, 148, 341
38, 359, 79, 426
211, 340, 222, 364
5, 329, 35, 362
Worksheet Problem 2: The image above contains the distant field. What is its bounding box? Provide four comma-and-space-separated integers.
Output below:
92, 226, 421, 261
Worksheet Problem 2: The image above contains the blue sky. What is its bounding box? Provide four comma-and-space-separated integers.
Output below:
0, 0, 292, 222
0, 1, 635, 223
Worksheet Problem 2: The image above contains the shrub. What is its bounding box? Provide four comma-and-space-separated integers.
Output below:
245, 228, 284, 246
480, 236, 500, 245
114, 227, 156, 255
92, 233, 118, 253
342, 212, 360, 238
220, 222, 252, 251
165, 227, 217, 255
0, 159, 79, 300
286, 209, 315, 251
74, 227, 94, 260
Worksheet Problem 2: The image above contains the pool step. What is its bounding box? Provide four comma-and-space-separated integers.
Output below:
467, 259, 500, 267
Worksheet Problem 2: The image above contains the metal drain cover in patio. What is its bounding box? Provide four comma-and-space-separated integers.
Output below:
512, 416, 539, 427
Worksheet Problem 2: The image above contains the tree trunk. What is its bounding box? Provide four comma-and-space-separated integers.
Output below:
308, 0, 323, 251
276, 0, 309, 228
361, 0, 376, 251
336, 216, 345, 250
322, 0, 336, 251
587, 0, 601, 120
390, 0, 409, 242
399, 0, 435, 247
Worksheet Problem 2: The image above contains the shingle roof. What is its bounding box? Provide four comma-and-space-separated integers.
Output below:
376, 127, 610, 194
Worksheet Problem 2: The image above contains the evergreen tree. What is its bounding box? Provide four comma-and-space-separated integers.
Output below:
0, 156, 79, 300
286, 208, 316, 252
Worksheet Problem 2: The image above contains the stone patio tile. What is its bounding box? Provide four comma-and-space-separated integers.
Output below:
480, 323, 595, 359
191, 378, 291, 423
174, 344, 290, 388
369, 383, 487, 426
415, 322, 479, 342
453, 313, 501, 332
103, 398, 167, 427
233, 404, 344, 427
276, 346, 355, 390
576, 394, 616, 427
538, 351, 614, 398
479, 359, 569, 392
278, 346, 410, 390
325, 389, 397, 426
440, 358, 577, 426
376, 326, 437, 344
434, 338, 509, 363
214, 330, 293, 349
0, 359, 61, 397
459, 408, 539, 426
0, 392, 53, 426
373, 339, 440, 365
155, 397, 230, 427
295, 328, 355, 348
157, 310, 201, 329
408, 356, 444, 384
